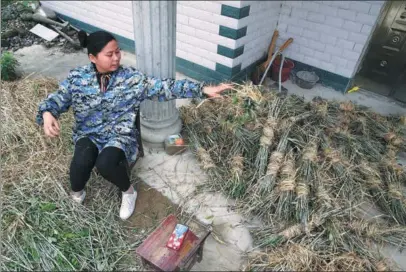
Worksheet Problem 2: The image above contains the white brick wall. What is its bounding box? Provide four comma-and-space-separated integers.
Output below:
40, 1, 134, 40
178, 1, 222, 14
42, 0, 386, 79
175, 1, 281, 71
177, 3, 240, 29
176, 1, 245, 69
240, 1, 282, 69
277, 0, 385, 77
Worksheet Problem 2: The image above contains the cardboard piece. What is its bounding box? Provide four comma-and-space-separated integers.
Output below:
29, 24, 59, 41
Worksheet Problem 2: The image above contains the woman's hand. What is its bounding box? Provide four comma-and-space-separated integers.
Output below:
202, 83, 233, 98
43, 112, 60, 138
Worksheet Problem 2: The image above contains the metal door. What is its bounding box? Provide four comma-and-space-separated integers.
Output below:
357, 1, 406, 101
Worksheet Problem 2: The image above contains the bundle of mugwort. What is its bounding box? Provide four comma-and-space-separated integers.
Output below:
180, 83, 406, 271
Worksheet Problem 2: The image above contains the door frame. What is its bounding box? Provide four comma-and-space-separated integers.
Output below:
353, 1, 391, 79
349, 1, 406, 100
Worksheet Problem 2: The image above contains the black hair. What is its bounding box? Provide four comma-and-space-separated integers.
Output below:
78, 30, 116, 56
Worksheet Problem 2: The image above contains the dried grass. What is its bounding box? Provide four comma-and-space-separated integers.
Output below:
1, 78, 141, 270
245, 243, 380, 271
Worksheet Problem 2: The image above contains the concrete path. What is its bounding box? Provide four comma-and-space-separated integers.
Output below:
15, 45, 136, 81
268, 79, 406, 116
133, 149, 252, 271
14, 44, 406, 271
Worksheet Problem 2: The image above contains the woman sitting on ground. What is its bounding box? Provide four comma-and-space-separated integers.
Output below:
36, 30, 231, 220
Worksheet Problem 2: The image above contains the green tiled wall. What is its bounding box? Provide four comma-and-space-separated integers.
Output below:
219, 26, 247, 40
217, 45, 244, 59
221, 5, 250, 19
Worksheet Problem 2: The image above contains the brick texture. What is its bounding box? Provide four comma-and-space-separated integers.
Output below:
175, 1, 241, 69
240, 1, 281, 69
277, 0, 384, 77
41, 1, 134, 39
43, 0, 385, 78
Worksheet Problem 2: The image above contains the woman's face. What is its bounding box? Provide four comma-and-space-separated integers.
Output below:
90, 39, 121, 73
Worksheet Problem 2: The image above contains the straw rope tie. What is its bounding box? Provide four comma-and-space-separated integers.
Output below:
260, 135, 273, 146
266, 117, 277, 128
263, 127, 275, 138
365, 224, 379, 238
328, 150, 341, 163
197, 148, 215, 170
281, 159, 295, 177
375, 261, 388, 272
279, 178, 296, 192
231, 156, 244, 175
366, 177, 381, 188
303, 145, 318, 162
204, 125, 212, 134
280, 225, 302, 239
349, 221, 368, 233
316, 187, 331, 204
339, 101, 354, 111
266, 152, 284, 175
384, 132, 396, 141
392, 137, 403, 146
296, 183, 309, 197
260, 119, 277, 146
388, 185, 403, 200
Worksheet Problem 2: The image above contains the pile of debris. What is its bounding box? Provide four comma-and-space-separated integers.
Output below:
1, 1, 80, 53
180, 84, 406, 271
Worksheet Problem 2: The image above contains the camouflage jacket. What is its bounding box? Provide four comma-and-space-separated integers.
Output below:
36, 64, 205, 163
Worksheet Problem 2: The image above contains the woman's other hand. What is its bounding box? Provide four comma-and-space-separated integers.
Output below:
43, 112, 60, 138
202, 83, 233, 98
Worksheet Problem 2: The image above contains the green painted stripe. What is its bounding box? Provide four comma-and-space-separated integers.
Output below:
219, 26, 247, 40
177, 56, 351, 91
176, 56, 269, 84
56, 13, 136, 53
176, 56, 265, 84
217, 45, 244, 59
216, 63, 242, 77
221, 5, 250, 19
176, 57, 227, 83
290, 59, 350, 92
176, 65, 221, 84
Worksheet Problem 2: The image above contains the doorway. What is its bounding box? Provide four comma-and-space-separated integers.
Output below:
353, 0, 406, 102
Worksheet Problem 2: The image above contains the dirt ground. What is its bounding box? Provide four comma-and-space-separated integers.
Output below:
127, 181, 178, 230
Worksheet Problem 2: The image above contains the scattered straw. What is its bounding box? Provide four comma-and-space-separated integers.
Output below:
1, 78, 141, 270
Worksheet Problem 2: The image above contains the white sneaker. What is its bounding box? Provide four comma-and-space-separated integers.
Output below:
120, 191, 137, 220
72, 190, 86, 204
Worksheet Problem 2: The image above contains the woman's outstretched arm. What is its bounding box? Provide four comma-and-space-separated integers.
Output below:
126, 67, 231, 101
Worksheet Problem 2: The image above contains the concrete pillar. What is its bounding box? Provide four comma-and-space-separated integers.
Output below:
132, 1, 181, 148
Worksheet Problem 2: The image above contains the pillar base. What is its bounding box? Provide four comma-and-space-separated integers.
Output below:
140, 118, 182, 148
140, 100, 182, 148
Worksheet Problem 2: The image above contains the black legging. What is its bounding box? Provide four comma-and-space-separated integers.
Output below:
70, 137, 131, 192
